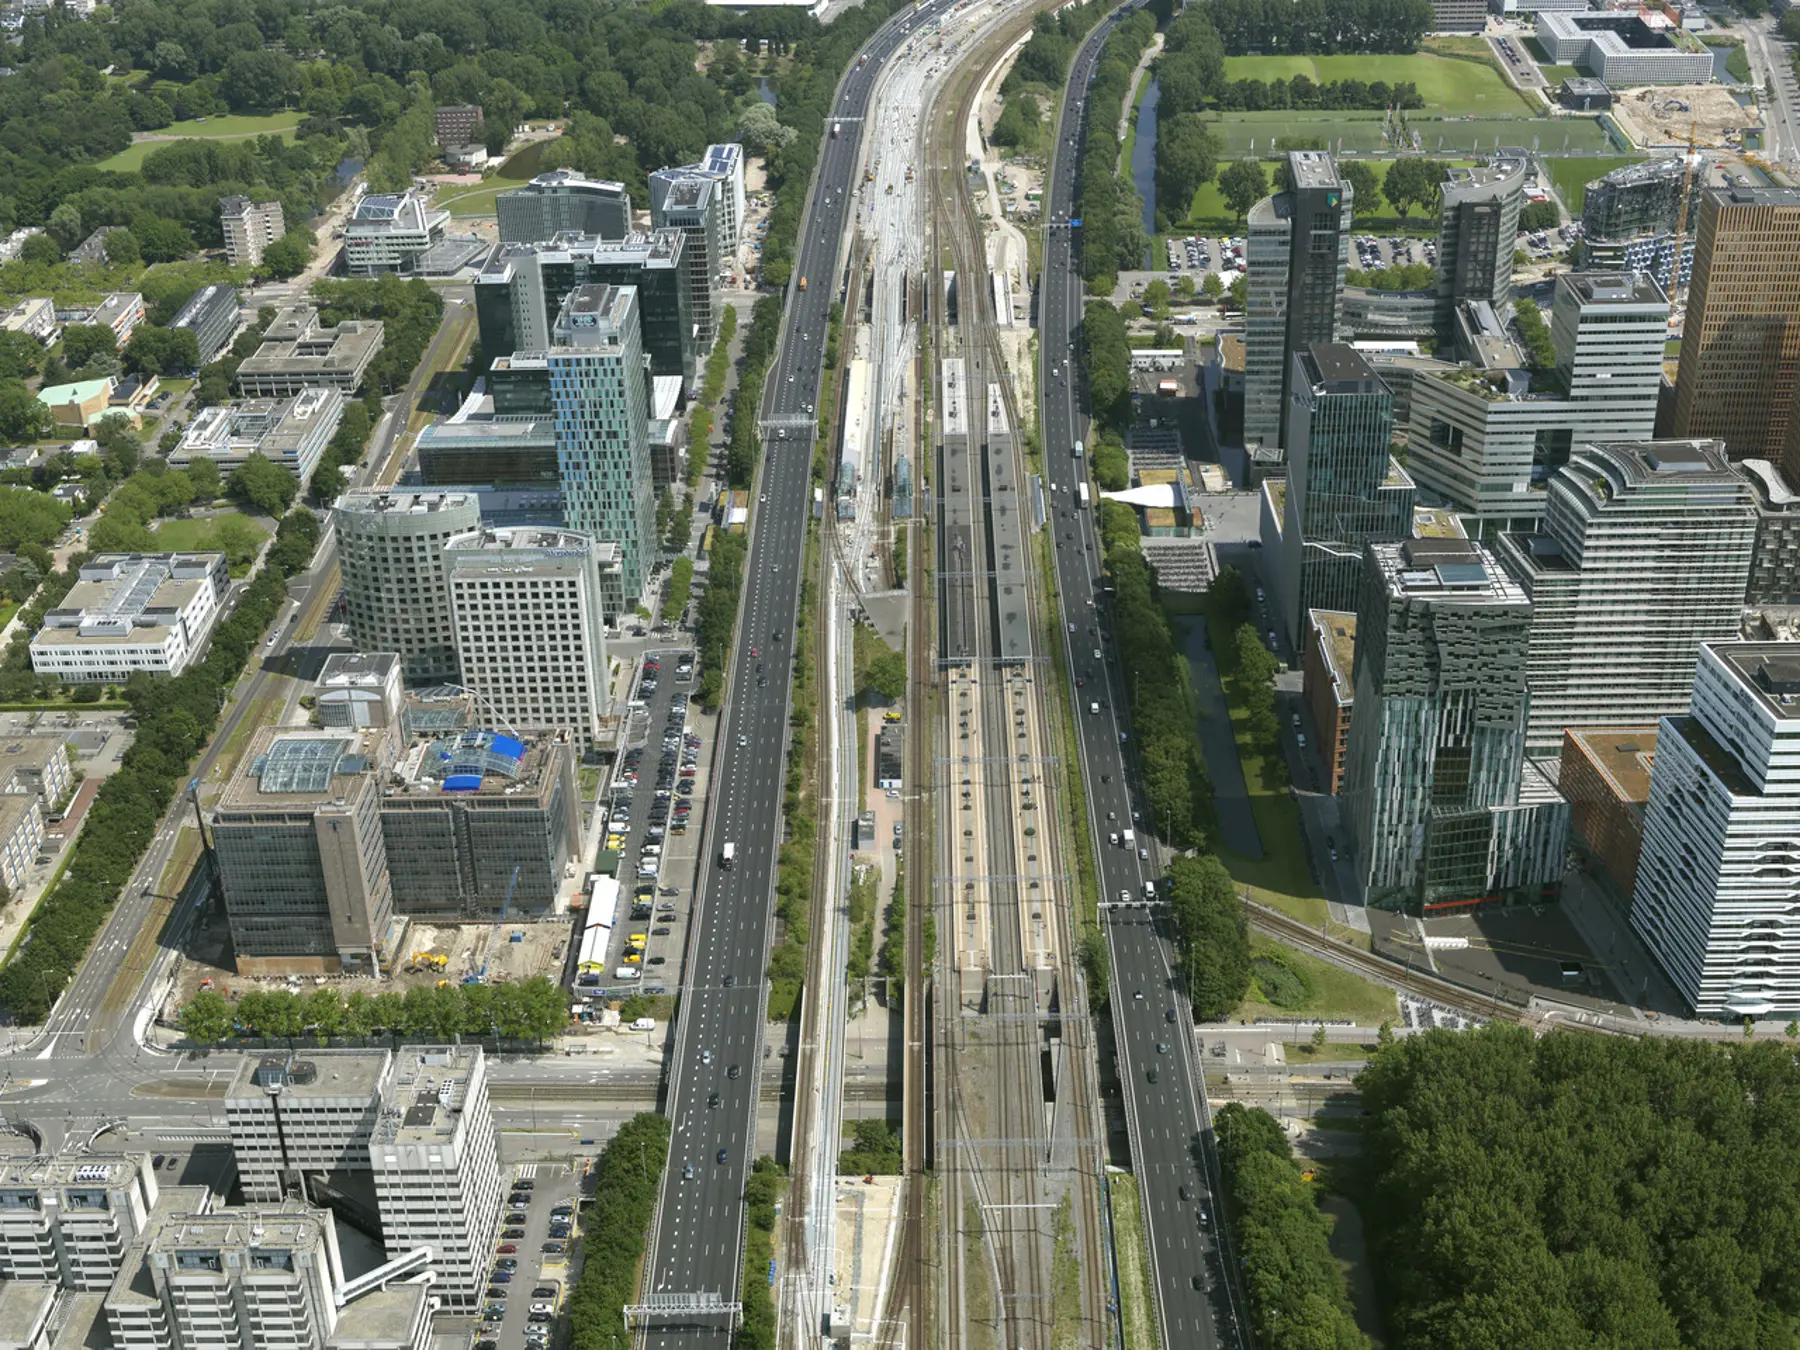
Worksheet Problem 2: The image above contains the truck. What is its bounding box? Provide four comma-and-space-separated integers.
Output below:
799, 276, 808, 292
831, 122, 840, 138
1077, 482, 1090, 508
722, 842, 736, 869
614, 967, 641, 982
1121, 829, 1135, 849
1156, 379, 1179, 397
1073, 439, 1084, 458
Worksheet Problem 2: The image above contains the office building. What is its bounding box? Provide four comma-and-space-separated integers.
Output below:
236, 307, 384, 397
0, 1154, 163, 1291
1741, 458, 1800, 605
0, 736, 72, 810
313, 652, 402, 730
1436, 152, 1527, 329
333, 490, 480, 685
1560, 726, 1657, 895
1536, 12, 1714, 83
1340, 538, 1568, 913
220, 197, 285, 269
545, 285, 656, 605
212, 727, 396, 976
170, 389, 344, 483
434, 105, 482, 147
654, 144, 746, 254
0, 795, 41, 891
414, 408, 559, 491
1559, 77, 1613, 113
1406, 272, 1667, 523
368, 1047, 503, 1311
224, 1051, 393, 1203
1273, 345, 1412, 648
1428, 0, 1486, 31
1, 297, 55, 343
1495, 440, 1756, 755
1671, 187, 1800, 462
1580, 158, 1702, 291
1632, 643, 1800, 1015
30, 553, 228, 682
648, 172, 724, 350
475, 230, 695, 380
445, 527, 610, 743
169, 285, 239, 366
1302, 609, 1357, 793
495, 171, 632, 245
91, 291, 145, 346
1243, 151, 1353, 450
343, 190, 450, 277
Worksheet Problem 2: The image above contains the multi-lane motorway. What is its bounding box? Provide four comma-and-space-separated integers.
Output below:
637, 1, 962, 1340
1037, 7, 1244, 1347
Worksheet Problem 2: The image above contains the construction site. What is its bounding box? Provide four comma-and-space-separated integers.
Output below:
1612, 83, 1763, 149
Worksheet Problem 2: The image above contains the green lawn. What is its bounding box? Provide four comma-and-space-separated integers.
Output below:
1222, 51, 1533, 116
1235, 935, 1400, 1025
1183, 156, 1474, 230
1203, 112, 1612, 157
152, 511, 270, 572
96, 112, 304, 172
436, 140, 554, 218
1538, 63, 1584, 86
1546, 155, 1642, 214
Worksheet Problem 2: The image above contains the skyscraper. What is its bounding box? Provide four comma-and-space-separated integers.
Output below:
1632, 643, 1800, 1016
1495, 439, 1756, 755
495, 170, 632, 244
1274, 344, 1412, 648
1671, 186, 1800, 459
1580, 157, 1703, 290
546, 284, 654, 605
1436, 151, 1527, 330
1341, 537, 1567, 913
333, 490, 481, 684
1243, 151, 1353, 451
649, 172, 724, 350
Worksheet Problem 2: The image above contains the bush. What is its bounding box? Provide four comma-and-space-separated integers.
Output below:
1249, 951, 1313, 1009
566, 1113, 670, 1350
838, 1118, 903, 1174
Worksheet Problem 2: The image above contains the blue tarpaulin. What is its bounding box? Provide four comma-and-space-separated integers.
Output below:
489, 734, 526, 760
443, 773, 483, 791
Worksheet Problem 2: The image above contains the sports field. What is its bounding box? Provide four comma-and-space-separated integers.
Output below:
1222, 52, 1533, 116
97, 112, 304, 173
1205, 112, 1613, 156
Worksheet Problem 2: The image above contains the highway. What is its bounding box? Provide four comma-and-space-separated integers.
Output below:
636, 2, 966, 1341
1037, 7, 1245, 1347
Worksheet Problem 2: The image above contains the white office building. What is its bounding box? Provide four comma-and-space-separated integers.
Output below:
0, 1154, 164, 1292
171, 389, 344, 483
224, 1053, 394, 1203
343, 190, 449, 277
445, 527, 611, 744
1496, 440, 1756, 755
1632, 643, 1800, 1016
655, 144, 747, 255
30, 553, 229, 682
333, 490, 482, 685
1406, 272, 1667, 524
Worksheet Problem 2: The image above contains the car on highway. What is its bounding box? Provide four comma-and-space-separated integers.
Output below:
717, 1147, 730, 1164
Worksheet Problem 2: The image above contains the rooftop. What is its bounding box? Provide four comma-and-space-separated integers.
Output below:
1307, 609, 1357, 707
372, 1047, 483, 1145
1442, 151, 1528, 200
226, 1050, 391, 1101
389, 725, 569, 797
1708, 185, 1800, 210
35, 553, 224, 648
0, 1152, 145, 1190
237, 308, 383, 380
319, 652, 401, 687
1377, 537, 1527, 604
1411, 506, 1468, 539
522, 170, 627, 195
220, 727, 387, 809
330, 1285, 430, 1349
1559, 271, 1668, 308
1742, 457, 1800, 508
334, 489, 479, 517
1715, 643, 1800, 724
1288, 149, 1341, 192
1566, 726, 1658, 805
661, 176, 714, 212
445, 525, 594, 555
1299, 343, 1385, 392
144, 1199, 330, 1260
0, 1281, 54, 1349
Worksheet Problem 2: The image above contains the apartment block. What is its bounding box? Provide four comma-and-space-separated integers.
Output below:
1672, 187, 1800, 464
236, 308, 384, 397
1302, 608, 1356, 794
30, 553, 228, 682
0, 1155, 162, 1291
333, 490, 481, 685
433, 105, 482, 147
170, 285, 239, 366
1632, 644, 1800, 1015
224, 1052, 394, 1203
495, 171, 631, 245
212, 728, 396, 976
0, 795, 42, 891
1560, 727, 1657, 896
171, 389, 344, 483
1436, 152, 1526, 329
445, 527, 610, 744
1495, 440, 1756, 755
1406, 272, 1667, 524
220, 198, 285, 269
1, 298, 55, 343
1340, 537, 1568, 913
91, 292, 145, 347
0, 735, 73, 809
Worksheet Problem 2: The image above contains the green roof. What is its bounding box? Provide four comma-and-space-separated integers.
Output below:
37, 378, 111, 407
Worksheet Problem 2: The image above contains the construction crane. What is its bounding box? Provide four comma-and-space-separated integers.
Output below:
466, 866, 523, 985
1669, 118, 1700, 303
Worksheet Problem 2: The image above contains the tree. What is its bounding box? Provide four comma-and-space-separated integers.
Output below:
260, 231, 315, 280
179, 990, 233, 1046
1155, 112, 1222, 227
134, 217, 196, 263
0, 332, 43, 382
481, 78, 531, 155
862, 646, 904, 702
1519, 199, 1560, 232
1216, 158, 1270, 224
223, 49, 298, 112
185, 455, 222, 502
1201, 272, 1224, 302
18, 234, 59, 266
1340, 159, 1382, 215
1142, 279, 1172, 320
1167, 854, 1249, 1018
737, 101, 797, 156
48, 203, 82, 250
0, 382, 51, 442
60, 325, 117, 370
122, 326, 201, 377
104, 228, 141, 267
1382, 156, 1446, 219
229, 452, 298, 515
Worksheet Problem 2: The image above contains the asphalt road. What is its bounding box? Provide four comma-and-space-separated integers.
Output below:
638, 2, 965, 1339
1038, 7, 1243, 1347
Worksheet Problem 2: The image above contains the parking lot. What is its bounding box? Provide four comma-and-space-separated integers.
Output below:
473, 1162, 585, 1350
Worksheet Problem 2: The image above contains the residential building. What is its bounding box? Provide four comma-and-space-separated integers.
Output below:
380, 720, 581, 919
91, 292, 144, 346
30, 553, 229, 682
35, 379, 114, 431
0, 1154, 162, 1291
105, 374, 160, 430
1436, 152, 1527, 330
171, 285, 240, 366
1, 298, 55, 343
1671, 187, 1800, 462
1495, 439, 1756, 755
1340, 537, 1568, 913
315, 652, 403, 730
0, 736, 73, 809
237, 307, 384, 397
104, 1201, 342, 1350
368, 1047, 503, 1311
220, 198, 285, 269
495, 171, 632, 245
343, 190, 450, 277
1537, 12, 1714, 82
1272, 344, 1412, 649
1302, 609, 1357, 793
648, 172, 724, 350
1560, 726, 1657, 895
170, 389, 344, 483
0, 795, 42, 891
1580, 158, 1701, 291
1632, 643, 1800, 1015
224, 1052, 392, 1203
1243, 151, 1353, 450
434, 105, 482, 147
333, 490, 481, 686
212, 727, 396, 976
1406, 271, 1667, 523
1741, 457, 1800, 605
475, 230, 695, 380
654, 144, 746, 253
545, 284, 655, 606
444, 527, 610, 742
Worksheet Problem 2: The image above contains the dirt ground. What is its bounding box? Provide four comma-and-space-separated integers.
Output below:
1611, 83, 1761, 149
